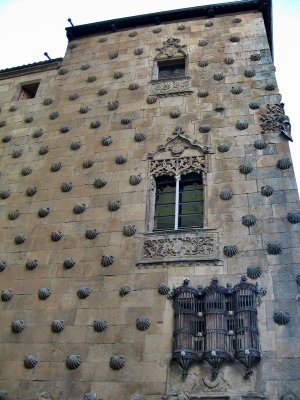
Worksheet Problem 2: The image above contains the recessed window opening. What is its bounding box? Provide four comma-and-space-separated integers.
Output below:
154, 172, 203, 230
157, 58, 185, 79
18, 82, 40, 100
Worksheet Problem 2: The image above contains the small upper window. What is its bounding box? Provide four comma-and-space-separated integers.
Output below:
157, 58, 185, 79
18, 82, 40, 100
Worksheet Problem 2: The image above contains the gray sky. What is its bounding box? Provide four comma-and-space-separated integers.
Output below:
0, 0, 299, 190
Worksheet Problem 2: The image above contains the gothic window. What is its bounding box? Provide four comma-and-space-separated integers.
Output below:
157, 58, 186, 79
171, 276, 261, 378
154, 172, 204, 230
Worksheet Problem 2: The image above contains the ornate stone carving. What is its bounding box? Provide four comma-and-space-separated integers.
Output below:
155, 37, 186, 59
254, 139, 267, 149
123, 224, 136, 236
12, 319, 25, 333
139, 230, 218, 265
38, 287, 51, 300
73, 203, 87, 214
90, 120, 101, 129
0, 390, 8, 400
49, 111, 59, 120
15, 233, 26, 245
119, 285, 131, 297
273, 311, 290, 325
26, 259, 39, 270
51, 320, 65, 333
94, 178, 107, 188
101, 255, 114, 267
0, 261, 7, 272
38, 207, 50, 218
77, 287, 92, 299
84, 392, 97, 400
85, 229, 99, 239
198, 39, 208, 46
82, 159, 94, 169
39, 146, 49, 155
150, 78, 192, 97
8, 209, 20, 220
61, 181, 73, 192
2, 134, 12, 142
267, 242, 281, 255
33, 128, 44, 138
21, 166, 32, 176
198, 89, 209, 97
287, 212, 300, 224
261, 185, 273, 197
87, 75, 97, 82
134, 132, 146, 142
24, 355, 38, 369
1, 289, 13, 302
51, 231, 63, 241
110, 355, 125, 370
0, 188, 11, 199
136, 317, 150, 331
158, 283, 171, 295
223, 245, 238, 257
93, 319, 108, 332
242, 214, 257, 227
66, 354, 81, 369
98, 88, 108, 96
247, 265, 262, 279
219, 188, 233, 200
277, 158, 292, 170
260, 103, 292, 140
63, 257, 76, 269
60, 124, 70, 133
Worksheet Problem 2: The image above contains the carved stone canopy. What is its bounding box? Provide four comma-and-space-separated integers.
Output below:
155, 37, 187, 59
260, 103, 293, 141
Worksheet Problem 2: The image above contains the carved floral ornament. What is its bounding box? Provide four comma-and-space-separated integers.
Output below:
260, 103, 293, 141
147, 126, 211, 178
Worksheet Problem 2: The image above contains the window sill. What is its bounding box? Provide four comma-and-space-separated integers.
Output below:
137, 228, 221, 267
149, 76, 193, 97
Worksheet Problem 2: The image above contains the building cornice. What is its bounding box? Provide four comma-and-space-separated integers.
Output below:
0, 58, 63, 79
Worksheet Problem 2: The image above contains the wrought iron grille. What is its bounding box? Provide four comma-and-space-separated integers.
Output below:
172, 276, 261, 378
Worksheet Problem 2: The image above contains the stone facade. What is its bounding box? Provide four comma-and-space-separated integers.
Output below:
0, 1, 299, 399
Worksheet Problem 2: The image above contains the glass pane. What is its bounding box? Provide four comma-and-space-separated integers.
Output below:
155, 175, 176, 230
179, 214, 202, 227
155, 204, 175, 217
179, 202, 203, 215
178, 173, 204, 228
158, 59, 185, 79
154, 216, 174, 230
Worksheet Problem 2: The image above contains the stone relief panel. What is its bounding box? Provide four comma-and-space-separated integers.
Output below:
150, 78, 193, 97
260, 103, 292, 141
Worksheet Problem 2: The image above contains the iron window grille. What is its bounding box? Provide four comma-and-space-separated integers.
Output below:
171, 276, 261, 378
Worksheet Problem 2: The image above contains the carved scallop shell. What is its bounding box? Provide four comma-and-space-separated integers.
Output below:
85, 229, 98, 240
21, 166, 32, 176
58, 67, 68, 75
236, 120, 249, 130
39, 146, 49, 155
94, 178, 107, 188
12, 148, 23, 158
2, 134, 12, 142
61, 181, 73, 192
38, 287, 51, 300
90, 120, 101, 129
249, 102, 260, 110
129, 83, 139, 90
199, 124, 211, 133
254, 139, 267, 149
273, 311, 290, 325
146, 95, 157, 104
49, 111, 59, 120
9, 104, 17, 111
0, 261, 7, 272
239, 162, 253, 174
134, 47, 144, 55
198, 89, 209, 97
33, 128, 44, 138
26, 186, 37, 196
242, 214, 257, 227
113, 71, 123, 79
81, 63, 90, 70
69, 92, 79, 101
177, 23, 185, 30
231, 85, 243, 94
69, 42, 78, 49
26, 259, 38, 270
224, 57, 234, 64
77, 287, 92, 299
134, 132, 147, 142
101, 255, 114, 267
152, 26, 162, 33
261, 185, 273, 197
51, 231, 63, 241
198, 39, 208, 46
66, 354, 81, 369
267, 243, 281, 255
158, 283, 171, 295
232, 16, 242, 23
250, 53, 261, 61
129, 175, 142, 185
8, 209, 20, 220
119, 285, 131, 297
0, 120, 7, 128
82, 159, 94, 169
198, 59, 209, 67
109, 51, 118, 59
217, 143, 230, 153
15, 233, 26, 245
247, 265, 262, 279
38, 207, 50, 218
93, 319, 108, 332
215, 104, 225, 112
98, 88, 108, 96
219, 188, 233, 200
277, 158, 292, 170
213, 72, 224, 81
108, 200, 121, 212
108, 101, 119, 111
136, 317, 150, 331
50, 162, 61, 172
102, 136, 113, 146
296, 275, 300, 286
110, 355, 125, 370
123, 224, 136, 237
43, 97, 53, 106
60, 124, 70, 133
205, 20, 213, 27
70, 140, 81, 150
259, 287, 267, 297
0, 188, 11, 199
116, 155, 127, 164
230, 35, 240, 42
25, 116, 33, 123
87, 75, 97, 82
244, 69, 256, 78
98, 36, 107, 42
73, 203, 87, 214
84, 394, 98, 400
265, 83, 276, 91
24, 355, 38, 369
287, 212, 300, 224
51, 320, 65, 333
223, 245, 238, 257
1, 289, 13, 301
11, 319, 25, 334
129, 31, 137, 37
121, 116, 132, 125
63, 257, 76, 269
170, 110, 181, 118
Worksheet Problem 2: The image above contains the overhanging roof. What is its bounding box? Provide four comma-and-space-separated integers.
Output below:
66, 0, 273, 56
